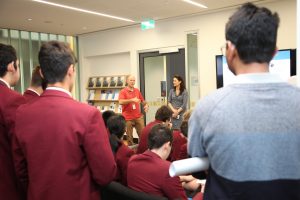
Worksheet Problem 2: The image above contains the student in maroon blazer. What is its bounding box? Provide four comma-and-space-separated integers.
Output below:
170, 129, 187, 161
23, 66, 46, 102
0, 43, 26, 200
13, 41, 116, 200
107, 114, 134, 186
175, 110, 193, 160
102, 110, 116, 136
128, 124, 187, 200
136, 105, 173, 154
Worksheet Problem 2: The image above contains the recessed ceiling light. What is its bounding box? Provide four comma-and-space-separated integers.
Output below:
32, 0, 135, 22
183, 0, 208, 8
27, 18, 33, 21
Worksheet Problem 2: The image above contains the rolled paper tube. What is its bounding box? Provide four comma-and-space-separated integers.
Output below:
169, 157, 209, 177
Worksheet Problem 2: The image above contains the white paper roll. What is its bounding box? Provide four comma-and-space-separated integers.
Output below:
169, 157, 209, 177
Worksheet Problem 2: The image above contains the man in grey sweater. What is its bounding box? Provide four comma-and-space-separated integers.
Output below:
188, 3, 300, 200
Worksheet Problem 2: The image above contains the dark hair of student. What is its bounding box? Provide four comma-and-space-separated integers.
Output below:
173, 75, 185, 95
180, 121, 188, 137
31, 66, 47, 90
107, 115, 126, 153
0, 43, 17, 77
38, 41, 77, 84
102, 110, 116, 128
180, 110, 192, 137
148, 124, 173, 150
155, 105, 173, 122
225, 2, 279, 64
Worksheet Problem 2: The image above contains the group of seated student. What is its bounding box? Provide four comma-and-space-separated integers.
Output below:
137, 105, 188, 161
127, 124, 203, 200
103, 107, 205, 200
137, 105, 173, 154
0, 40, 205, 200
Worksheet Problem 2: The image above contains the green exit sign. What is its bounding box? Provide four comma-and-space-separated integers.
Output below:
141, 19, 155, 30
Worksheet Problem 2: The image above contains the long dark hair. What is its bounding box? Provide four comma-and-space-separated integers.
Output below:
173, 75, 185, 95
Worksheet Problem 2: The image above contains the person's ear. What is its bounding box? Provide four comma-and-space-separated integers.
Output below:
67, 64, 74, 76
39, 67, 44, 79
163, 141, 171, 150
226, 41, 236, 63
7, 61, 15, 72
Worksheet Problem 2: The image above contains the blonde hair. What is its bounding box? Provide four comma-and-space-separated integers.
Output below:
182, 109, 193, 121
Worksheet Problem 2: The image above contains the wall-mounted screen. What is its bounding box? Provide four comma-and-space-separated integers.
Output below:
216, 49, 296, 88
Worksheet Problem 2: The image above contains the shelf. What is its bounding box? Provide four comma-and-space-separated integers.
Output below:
87, 86, 124, 89
87, 75, 128, 113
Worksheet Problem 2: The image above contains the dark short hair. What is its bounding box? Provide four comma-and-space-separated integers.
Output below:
0, 43, 17, 77
173, 75, 185, 95
38, 41, 77, 84
155, 105, 173, 122
225, 3, 279, 64
107, 114, 126, 139
148, 124, 173, 150
31, 66, 47, 90
180, 121, 188, 137
102, 110, 116, 127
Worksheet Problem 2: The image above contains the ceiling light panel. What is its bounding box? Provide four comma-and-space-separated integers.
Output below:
32, 0, 135, 22
182, 0, 208, 8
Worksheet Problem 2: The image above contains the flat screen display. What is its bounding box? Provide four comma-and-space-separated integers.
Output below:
216, 49, 296, 88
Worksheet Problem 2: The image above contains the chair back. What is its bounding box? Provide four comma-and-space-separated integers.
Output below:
100, 181, 168, 200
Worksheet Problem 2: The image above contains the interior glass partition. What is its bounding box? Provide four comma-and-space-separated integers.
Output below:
0, 28, 80, 100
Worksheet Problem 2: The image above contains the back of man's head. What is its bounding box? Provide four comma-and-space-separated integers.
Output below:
155, 105, 172, 122
148, 124, 173, 150
102, 110, 116, 128
0, 43, 17, 77
31, 66, 47, 90
107, 114, 126, 139
226, 3, 279, 64
38, 41, 77, 84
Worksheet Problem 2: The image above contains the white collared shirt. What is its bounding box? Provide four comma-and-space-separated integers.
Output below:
233, 73, 285, 84
46, 87, 72, 97
0, 78, 10, 88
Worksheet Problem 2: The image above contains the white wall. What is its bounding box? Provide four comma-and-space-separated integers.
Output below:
78, 0, 296, 101
81, 52, 130, 100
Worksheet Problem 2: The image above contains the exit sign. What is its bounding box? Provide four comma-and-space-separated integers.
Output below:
141, 19, 155, 30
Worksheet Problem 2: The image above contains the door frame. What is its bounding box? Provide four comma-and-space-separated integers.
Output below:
139, 48, 186, 123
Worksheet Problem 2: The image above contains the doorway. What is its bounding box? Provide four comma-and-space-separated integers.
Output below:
139, 48, 185, 124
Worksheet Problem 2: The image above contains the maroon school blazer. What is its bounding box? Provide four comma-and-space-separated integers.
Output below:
0, 80, 26, 200
115, 142, 134, 186
170, 130, 187, 161
127, 150, 187, 200
13, 89, 117, 200
136, 120, 161, 154
23, 89, 39, 103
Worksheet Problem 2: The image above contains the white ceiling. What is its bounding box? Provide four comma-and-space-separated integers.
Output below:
0, 0, 277, 36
